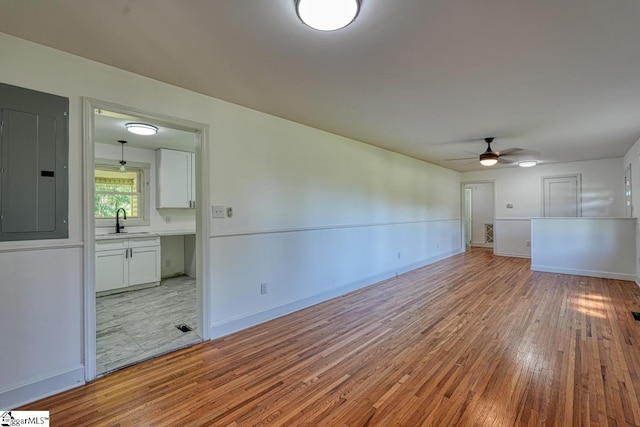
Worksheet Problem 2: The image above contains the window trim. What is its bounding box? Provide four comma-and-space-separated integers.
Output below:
94, 158, 151, 228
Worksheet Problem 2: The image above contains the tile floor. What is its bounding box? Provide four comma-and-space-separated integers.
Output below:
96, 275, 202, 375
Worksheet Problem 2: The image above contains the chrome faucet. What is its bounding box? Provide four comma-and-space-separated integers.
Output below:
115, 208, 126, 233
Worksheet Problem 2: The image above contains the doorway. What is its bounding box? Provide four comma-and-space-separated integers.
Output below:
83, 98, 210, 380
462, 181, 495, 249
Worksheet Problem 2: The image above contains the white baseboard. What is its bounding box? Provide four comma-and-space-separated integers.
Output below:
209, 248, 463, 339
531, 264, 636, 281
470, 243, 493, 248
0, 367, 84, 409
495, 251, 531, 259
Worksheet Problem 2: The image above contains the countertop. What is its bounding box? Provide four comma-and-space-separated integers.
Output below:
95, 229, 196, 241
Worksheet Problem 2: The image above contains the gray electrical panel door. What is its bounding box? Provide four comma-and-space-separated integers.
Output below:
0, 83, 68, 241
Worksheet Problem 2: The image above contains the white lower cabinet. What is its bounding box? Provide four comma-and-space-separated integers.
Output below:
96, 236, 161, 293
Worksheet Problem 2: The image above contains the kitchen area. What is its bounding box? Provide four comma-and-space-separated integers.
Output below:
93, 109, 201, 374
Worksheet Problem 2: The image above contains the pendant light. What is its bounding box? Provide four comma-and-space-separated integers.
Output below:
295, 0, 361, 31
118, 140, 127, 172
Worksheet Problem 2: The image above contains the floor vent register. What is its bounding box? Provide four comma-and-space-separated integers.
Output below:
176, 324, 193, 332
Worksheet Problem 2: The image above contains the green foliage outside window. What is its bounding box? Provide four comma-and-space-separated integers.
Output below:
95, 168, 140, 219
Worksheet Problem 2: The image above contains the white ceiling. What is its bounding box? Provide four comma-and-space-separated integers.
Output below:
1, 0, 640, 171
94, 109, 195, 152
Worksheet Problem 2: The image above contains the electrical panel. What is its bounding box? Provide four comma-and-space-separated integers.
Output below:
0, 83, 69, 241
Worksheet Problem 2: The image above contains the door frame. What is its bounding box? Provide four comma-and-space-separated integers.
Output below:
460, 180, 496, 253
82, 98, 212, 381
464, 188, 472, 246
625, 164, 633, 217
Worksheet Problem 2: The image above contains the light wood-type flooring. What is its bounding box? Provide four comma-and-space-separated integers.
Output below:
96, 275, 201, 374
22, 248, 640, 425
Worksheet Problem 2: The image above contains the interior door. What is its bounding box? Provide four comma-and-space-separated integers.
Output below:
542, 174, 581, 217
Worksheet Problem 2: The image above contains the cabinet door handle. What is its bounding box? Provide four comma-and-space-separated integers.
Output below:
125, 248, 128, 259
129, 248, 133, 258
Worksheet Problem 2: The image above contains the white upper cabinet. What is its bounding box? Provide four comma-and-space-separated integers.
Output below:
156, 148, 196, 208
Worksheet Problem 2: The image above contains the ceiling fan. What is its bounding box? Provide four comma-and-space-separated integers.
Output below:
445, 137, 539, 167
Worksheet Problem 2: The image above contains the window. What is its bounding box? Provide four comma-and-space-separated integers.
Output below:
95, 167, 142, 219
94, 160, 150, 228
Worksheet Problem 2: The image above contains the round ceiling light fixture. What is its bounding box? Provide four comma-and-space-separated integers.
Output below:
125, 122, 158, 136
518, 160, 538, 168
295, 0, 361, 31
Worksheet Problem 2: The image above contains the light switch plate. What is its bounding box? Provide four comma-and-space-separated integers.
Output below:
212, 205, 225, 218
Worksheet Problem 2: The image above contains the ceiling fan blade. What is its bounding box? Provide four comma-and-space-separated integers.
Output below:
444, 157, 477, 161
497, 157, 515, 164
495, 148, 523, 156
500, 149, 540, 158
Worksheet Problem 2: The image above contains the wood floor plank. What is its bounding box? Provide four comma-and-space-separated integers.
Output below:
19, 248, 640, 426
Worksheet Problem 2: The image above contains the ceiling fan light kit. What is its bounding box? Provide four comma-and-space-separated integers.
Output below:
125, 122, 158, 136
295, 0, 361, 31
479, 137, 498, 166
479, 155, 499, 166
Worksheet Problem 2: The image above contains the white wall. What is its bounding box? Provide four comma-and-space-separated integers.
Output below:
531, 218, 636, 280
207, 103, 463, 336
623, 135, 640, 283
0, 33, 463, 407
462, 158, 624, 257
184, 234, 197, 278
160, 236, 186, 278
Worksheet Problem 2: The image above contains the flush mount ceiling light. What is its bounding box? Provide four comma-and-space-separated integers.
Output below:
518, 160, 538, 167
118, 140, 127, 172
295, 0, 361, 31
125, 122, 158, 136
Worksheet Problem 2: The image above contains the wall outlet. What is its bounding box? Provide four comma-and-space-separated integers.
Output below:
226, 207, 233, 218
526, 241, 531, 247
260, 282, 268, 295
212, 205, 225, 218
165, 216, 171, 224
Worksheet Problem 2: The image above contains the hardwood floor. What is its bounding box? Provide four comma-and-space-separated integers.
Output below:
21, 248, 640, 426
